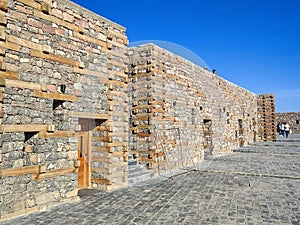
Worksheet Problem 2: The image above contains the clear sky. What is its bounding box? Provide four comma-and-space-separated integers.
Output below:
72, 0, 300, 113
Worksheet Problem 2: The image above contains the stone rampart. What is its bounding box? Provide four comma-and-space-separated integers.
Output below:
128, 44, 258, 175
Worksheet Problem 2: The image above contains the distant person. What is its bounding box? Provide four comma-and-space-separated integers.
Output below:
279, 122, 285, 137
284, 122, 290, 138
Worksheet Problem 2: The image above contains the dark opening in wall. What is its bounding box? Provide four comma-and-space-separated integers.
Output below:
24, 132, 38, 142
296, 120, 299, 124
199, 106, 203, 111
238, 119, 243, 129
53, 100, 64, 110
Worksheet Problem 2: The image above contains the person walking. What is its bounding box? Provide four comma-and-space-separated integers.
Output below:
284, 122, 290, 138
279, 122, 285, 137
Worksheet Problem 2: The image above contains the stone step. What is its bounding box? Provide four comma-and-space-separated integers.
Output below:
234, 144, 300, 155
250, 142, 300, 147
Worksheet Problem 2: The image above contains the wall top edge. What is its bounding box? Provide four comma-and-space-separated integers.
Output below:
57, 0, 126, 32
129, 43, 257, 97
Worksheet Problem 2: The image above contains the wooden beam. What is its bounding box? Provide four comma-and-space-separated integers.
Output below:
34, 90, 78, 101
0, 71, 18, 80
3, 79, 42, 90
0, 124, 47, 133
91, 177, 112, 185
0, 26, 5, 41
0, 10, 6, 25
0, 0, 8, 12
30, 49, 80, 67
17, 0, 40, 9
38, 131, 76, 138
32, 167, 77, 180
0, 165, 39, 178
69, 111, 110, 120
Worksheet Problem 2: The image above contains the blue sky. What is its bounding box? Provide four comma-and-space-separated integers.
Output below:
72, 0, 300, 112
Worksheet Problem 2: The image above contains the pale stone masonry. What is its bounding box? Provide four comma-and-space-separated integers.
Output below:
0, 0, 128, 220
127, 44, 259, 175
0, 0, 275, 220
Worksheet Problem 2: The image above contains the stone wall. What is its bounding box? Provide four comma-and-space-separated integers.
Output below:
0, 0, 128, 220
128, 44, 258, 175
0, 0, 276, 220
276, 112, 300, 134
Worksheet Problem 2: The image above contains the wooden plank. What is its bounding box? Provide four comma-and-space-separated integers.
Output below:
91, 177, 112, 185
73, 67, 108, 79
4, 79, 42, 90
73, 31, 107, 49
31, 49, 80, 68
0, 10, 6, 25
0, 87, 3, 101
107, 80, 127, 87
107, 60, 125, 68
0, 26, 5, 41
105, 142, 127, 147
0, 71, 18, 80
0, 45, 5, 56
17, 0, 40, 9
8, 35, 41, 51
38, 131, 76, 138
0, 0, 8, 12
0, 165, 39, 178
33, 9, 77, 33
33, 167, 77, 180
34, 90, 78, 101
0, 124, 47, 133
69, 111, 110, 120
91, 157, 110, 163
3, 41, 21, 52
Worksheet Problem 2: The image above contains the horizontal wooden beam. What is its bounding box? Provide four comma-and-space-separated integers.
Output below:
38, 131, 76, 138
34, 90, 78, 101
0, 124, 47, 133
69, 111, 110, 120
1, 78, 42, 90
0, 71, 18, 80
32, 167, 77, 180
91, 177, 112, 185
0, 165, 39, 178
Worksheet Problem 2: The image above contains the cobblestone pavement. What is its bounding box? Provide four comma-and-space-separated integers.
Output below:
1, 136, 300, 225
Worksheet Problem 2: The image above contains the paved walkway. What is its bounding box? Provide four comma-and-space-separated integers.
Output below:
1, 135, 300, 225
